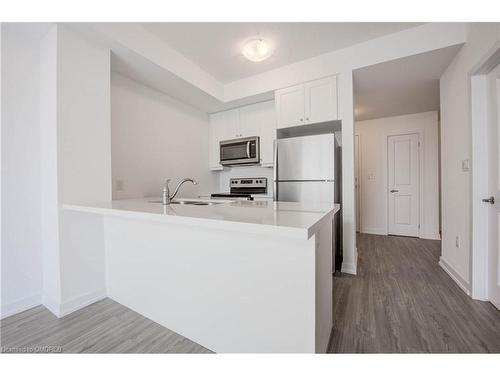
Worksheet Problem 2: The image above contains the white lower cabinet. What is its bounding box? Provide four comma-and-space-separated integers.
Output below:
208, 100, 276, 170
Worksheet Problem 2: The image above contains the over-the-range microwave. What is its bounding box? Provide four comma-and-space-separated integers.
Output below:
219, 136, 260, 166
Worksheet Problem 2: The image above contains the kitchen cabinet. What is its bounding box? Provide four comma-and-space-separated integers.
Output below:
275, 76, 338, 129
208, 100, 276, 170
208, 109, 238, 170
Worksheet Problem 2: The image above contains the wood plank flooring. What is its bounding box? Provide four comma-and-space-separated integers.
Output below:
0, 298, 211, 353
2, 233, 500, 353
329, 233, 500, 353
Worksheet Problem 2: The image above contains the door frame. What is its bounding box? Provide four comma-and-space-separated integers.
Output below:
384, 129, 424, 237
471, 42, 500, 300
355, 133, 361, 232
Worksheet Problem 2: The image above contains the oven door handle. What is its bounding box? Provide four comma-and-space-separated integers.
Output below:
246, 141, 251, 158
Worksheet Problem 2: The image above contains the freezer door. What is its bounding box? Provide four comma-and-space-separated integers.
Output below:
276, 134, 335, 181
276, 181, 335, 203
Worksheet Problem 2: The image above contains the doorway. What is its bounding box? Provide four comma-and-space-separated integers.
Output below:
387, 133, 420, 237
471, 45, 500, 307
355, 134, 360, 232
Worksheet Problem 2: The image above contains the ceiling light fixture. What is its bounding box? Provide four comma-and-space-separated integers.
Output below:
242, 38, 273, 62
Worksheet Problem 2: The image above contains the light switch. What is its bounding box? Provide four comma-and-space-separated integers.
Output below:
461, 159, 471, 172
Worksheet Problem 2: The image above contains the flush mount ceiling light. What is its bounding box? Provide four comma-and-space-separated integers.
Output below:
242, 38, 273, 62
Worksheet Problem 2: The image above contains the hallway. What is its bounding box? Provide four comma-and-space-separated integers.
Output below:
329, 233, 500, 353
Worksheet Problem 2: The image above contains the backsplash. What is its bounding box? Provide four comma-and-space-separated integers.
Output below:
218, 166, 274, 196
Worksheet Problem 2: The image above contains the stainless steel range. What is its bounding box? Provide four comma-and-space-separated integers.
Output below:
211, 177, 267, 200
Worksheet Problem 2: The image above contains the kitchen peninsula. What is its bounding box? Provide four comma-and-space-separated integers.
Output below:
63, 198, 340, 353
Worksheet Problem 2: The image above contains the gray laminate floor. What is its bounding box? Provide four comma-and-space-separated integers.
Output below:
329, 233, 500, 353
0, 298, 211, 353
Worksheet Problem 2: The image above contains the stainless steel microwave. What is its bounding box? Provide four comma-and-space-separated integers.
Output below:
220, 136, 260, 166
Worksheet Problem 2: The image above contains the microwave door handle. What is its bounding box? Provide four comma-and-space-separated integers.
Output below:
246, 141, 251, 158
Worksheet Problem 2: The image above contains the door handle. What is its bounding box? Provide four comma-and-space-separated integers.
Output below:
246, 141, 251, 158
390, 189, 399, 193
482, 196, 495, 204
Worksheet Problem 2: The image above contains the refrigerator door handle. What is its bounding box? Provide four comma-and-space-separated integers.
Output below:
273, 140, 278, 201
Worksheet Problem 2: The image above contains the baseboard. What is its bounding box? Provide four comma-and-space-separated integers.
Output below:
59, 289, 107, 317
420, 232, 441, 240
1, 294, 42, 319
42, 289, 107, 318
341, 251, 358, 275
439, 257, 471, 296
42, 294, 62, 317
360, 228, 386, 236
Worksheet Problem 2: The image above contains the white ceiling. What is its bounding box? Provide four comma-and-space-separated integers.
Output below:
141, 22, 423, 83
354, 45, 462, 122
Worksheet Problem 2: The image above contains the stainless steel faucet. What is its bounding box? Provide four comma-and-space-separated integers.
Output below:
162, 178, 198, 205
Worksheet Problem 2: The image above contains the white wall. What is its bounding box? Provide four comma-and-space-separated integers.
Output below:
39, 25, 61, 312
1, 24, 44, 318
439, 23, 500, 294
111, 72, 216, 200
355, 111, 440, 239
56, 26, 111, 313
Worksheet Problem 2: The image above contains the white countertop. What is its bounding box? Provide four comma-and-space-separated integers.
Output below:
63, 198, 340, 239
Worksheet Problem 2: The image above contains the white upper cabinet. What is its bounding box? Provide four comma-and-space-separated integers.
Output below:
208, 100, 276, 170
275, 85, 305, 128
208, 109, 239, 170
275, 76, 338, 129
240, 100, 276, 167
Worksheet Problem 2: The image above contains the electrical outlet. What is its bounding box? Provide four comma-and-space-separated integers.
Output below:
455, 236, 460, 248
116, 179, 124, 191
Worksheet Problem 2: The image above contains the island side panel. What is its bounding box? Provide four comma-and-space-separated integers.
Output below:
315, 218, 334, 353
103, 216, 316, 353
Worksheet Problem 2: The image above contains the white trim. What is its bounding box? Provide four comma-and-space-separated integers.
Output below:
360, 228, 387, 236
439, 257, 471, 296
384, 130, 424, 238
1, 294, 42, 320
355, 133, 361, 233
42, 289, 107, 318
59, 289, 107, 317
420, 232, 441, 240
341, 251, 358, 275
42, 294, 62, 317
470, 42, 500, 301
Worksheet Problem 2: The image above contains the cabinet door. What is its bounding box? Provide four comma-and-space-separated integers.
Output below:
222, 108, 240, 140
208, 112, 224, 170
255, 100, 276, 166
304, 76, 338, 124
276, 85, 305, 129
208, 109, 239, 170
238, 104, 258, 139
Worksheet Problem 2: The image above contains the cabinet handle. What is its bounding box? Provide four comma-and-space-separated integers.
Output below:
306, 117, 309, 120
300, 118, 303, 121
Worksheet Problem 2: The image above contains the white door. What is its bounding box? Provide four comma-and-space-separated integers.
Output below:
388, 133, 420, 237
304, 76, 337, 124
486, 63, 500, 309
276, 85, 305, 128
355, 134, 360, 232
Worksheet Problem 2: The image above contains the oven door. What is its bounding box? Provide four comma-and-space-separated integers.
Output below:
220, 136, 260, 166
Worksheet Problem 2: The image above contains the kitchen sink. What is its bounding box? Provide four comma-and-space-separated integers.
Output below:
148, 199, 223, 206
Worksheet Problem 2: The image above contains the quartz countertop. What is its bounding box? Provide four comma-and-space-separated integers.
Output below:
63, 198, 340, 239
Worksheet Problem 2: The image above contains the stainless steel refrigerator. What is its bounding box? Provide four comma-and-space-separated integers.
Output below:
274, 133, 343, 271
